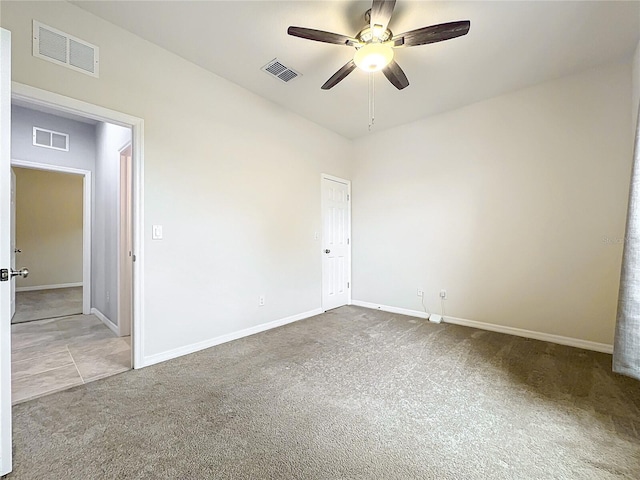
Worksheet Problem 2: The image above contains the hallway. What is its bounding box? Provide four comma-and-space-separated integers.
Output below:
12, 287, 82, 324
11, 314, 130, 404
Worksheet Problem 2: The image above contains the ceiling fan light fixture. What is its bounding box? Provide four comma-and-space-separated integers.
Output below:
353, 43, 394, 72
371, 24, 385, 38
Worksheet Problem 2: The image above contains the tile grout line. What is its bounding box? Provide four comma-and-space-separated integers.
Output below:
12, 363, 75, 381
11, 347, 68, 362
12, 347, 70, 366
67, 345, 86, 384
12, 362, 76, 382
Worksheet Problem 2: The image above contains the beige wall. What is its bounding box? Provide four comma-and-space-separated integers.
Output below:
14, 167, 83, 289
352, 62, 632, 345
633, 39, 640, 131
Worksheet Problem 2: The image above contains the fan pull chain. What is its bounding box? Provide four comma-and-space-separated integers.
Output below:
368, 73, 375, 131
373, 73, 375, 127
368, 73, 371, 130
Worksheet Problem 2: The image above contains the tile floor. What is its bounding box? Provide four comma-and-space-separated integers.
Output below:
11, 314, 131, 404
12, 287, 83, 324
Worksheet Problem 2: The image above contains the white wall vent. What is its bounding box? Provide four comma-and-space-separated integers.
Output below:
33, 20, 99, 78
261, 59, 301, 83
33, 127, 69, 152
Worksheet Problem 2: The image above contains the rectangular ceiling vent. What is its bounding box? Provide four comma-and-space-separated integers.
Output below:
33, 20, 99, 78
33, 127, 69, 152
261, 59, 301, 83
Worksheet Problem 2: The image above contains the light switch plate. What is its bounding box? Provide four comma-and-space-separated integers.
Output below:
152, 225, 163, 240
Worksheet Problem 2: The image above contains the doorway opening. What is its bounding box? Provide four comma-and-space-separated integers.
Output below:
11, 164, 88, 324
9, 96, 136, 404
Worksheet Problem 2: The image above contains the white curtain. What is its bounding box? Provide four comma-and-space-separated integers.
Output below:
614, 107, 640, 380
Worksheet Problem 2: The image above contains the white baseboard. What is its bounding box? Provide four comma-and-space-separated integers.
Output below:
444, 315, 613, 354
91, 307, 119, 336
351, 300, 430, 319
351, 299, 613, 354
16, 282, 82, 292
143, 308, 324, 368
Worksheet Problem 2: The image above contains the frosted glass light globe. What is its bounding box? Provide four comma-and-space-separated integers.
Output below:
353, 43, 394, 72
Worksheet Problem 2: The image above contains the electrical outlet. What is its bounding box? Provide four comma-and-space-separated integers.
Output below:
440, 289, 447, 299
259, 295, 265, 306
417, 289, 424, 297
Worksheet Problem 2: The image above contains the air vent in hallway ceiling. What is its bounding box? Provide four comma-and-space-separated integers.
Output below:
261, 59, 301, 83
33, 20, 99, 78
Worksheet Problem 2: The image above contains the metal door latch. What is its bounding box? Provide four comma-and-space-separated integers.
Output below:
0, 268, 29, 281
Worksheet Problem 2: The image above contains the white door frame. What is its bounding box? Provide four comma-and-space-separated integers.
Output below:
117, 142, 132, 337
11, 82, 145, 369
10, 159, 92, 315
320, 173, 352, 310
0, 27, 12, 478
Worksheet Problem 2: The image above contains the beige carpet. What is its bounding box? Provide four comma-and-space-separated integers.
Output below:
12, 287, 83, 324
8, 306, 640, 479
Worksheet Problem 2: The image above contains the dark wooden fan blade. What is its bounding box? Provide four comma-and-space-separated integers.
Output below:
394, 20, 470, 47
382, 60, 409, 90
370, 0, 396, 31
321, 60, 357, 90
288, 27, 359, 47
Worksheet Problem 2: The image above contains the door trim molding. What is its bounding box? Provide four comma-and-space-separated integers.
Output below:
320, 173, 352, 311
11, 159, 92, 315
11, 82, 145, 369
117, 142, 132, 337
1, 27, 12, 477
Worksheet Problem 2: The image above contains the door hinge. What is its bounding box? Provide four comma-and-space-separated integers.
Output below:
347, 194, 350, 201
347, 282, 350, 288
347, 238, 350, 245
0, 269, 8, 282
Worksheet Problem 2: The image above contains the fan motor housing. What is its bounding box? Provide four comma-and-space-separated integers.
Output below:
357, 26, 393, 44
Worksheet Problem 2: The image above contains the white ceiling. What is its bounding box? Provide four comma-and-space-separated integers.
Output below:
73, 1, 640, 139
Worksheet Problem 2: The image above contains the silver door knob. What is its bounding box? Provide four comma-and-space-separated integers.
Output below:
325, 249, 331, 254
11, 268, 29, 279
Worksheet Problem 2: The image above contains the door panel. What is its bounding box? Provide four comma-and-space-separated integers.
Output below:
0, 27, 12, 476
321, 177, 350, 311
10, 169, 15, 318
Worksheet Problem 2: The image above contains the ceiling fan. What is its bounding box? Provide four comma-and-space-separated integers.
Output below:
288, 0, 470, 90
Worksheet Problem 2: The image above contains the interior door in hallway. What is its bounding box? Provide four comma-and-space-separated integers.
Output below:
321, 175, 351, 311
